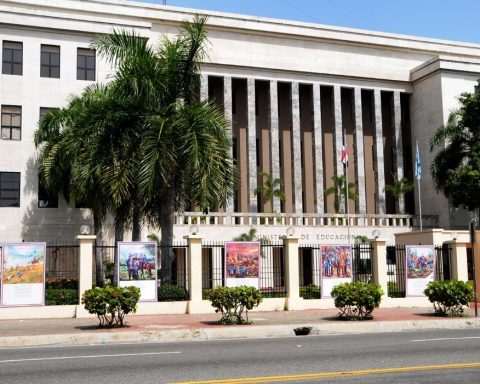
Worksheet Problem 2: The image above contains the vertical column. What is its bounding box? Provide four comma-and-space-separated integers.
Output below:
224, 76, 234, 214
333, 85, 344, 212
445, 240, 469, 282
374, 89, 386, 214
270, 80, 281, 212
283, 235, 303, 310
370, 238, 388, 297
313, 83, 324, 214
354, 87, 366, 214
185, 235, 205, 314
291, 82, 303, 213
200, 73, 208, 102
76, 234, 96, 304
247, 78, 258, 213
393, 91, 405, 213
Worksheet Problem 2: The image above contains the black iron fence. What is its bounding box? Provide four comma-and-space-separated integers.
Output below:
201, 242, 286, 298
386, 244, 452, 298
352, 243, 373, 283
46, 244, 79, 280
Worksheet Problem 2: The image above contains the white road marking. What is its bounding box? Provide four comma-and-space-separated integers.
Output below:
412, 336, 480, 342
0, 351, 182, 364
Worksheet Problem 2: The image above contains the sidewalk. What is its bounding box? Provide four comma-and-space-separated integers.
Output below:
1, 307, 479, 348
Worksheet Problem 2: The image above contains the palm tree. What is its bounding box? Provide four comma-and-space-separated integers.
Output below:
324, 175, 358, 214
383, 174, 413, 214
431, 83, 480, 218
93, 16, 235, 282
254, 171, 286, 212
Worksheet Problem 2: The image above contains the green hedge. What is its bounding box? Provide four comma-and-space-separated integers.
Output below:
300, 284, 321, 300
331, 281, 383, 320
46, 278, 78, 290
424, 280, 473, 317
158, 285, 188, 301
46, 288, 78, 305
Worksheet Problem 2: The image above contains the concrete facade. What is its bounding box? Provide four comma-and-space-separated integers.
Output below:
1, 0, 480, 244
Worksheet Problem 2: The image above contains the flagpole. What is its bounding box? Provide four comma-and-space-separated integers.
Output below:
416, 141, 423, 231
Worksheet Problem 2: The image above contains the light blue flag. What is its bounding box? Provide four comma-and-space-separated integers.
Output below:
415, 142, 421, 180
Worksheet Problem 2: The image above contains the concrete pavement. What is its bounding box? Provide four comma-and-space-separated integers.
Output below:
1, 306, 480, 348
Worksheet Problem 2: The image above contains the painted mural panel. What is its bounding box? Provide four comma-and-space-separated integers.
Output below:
225, 241, 260, 289
321, 244, 352, 298
406, 245, 435, 297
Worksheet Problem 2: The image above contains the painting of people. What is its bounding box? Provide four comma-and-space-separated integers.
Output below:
321, 245, 352, 279
406, 246, 434, 279
225, 242, 260, 288
118, 242, 156, 282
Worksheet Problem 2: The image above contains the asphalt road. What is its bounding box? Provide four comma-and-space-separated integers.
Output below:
0, 329, 479, 383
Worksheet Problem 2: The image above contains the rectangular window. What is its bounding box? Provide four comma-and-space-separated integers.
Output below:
38, 177, 58, 208
1, 105, 21, 140
40, 45, 60, 78
2, 41, 22, 75
0, 172, 20, 207
77, 48, 95, 81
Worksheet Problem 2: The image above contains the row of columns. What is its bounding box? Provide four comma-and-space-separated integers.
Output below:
77, 235, 474, 313
200, 75, 405, 215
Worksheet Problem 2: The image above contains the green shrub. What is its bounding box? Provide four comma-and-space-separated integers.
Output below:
331, 281, 383, 320
46, 288, 78, 305
424, 280, 473, 317
46, 278, 78, 290
81, 285, 140, 328
209, 286, 263, 325
158, 285, 188, 301
103, 261, 114, 283
300, 284, 321, 299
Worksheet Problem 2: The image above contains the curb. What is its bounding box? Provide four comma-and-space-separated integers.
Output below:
1, 318, 479, 348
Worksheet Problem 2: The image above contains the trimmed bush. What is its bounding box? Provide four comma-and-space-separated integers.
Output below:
209, 286, 263, 325
424, 280, 473, 317
331, 281, 383, 320
82, 285, 140, 328
300, 284, 321, 300
46, 288, 78, 305
158, 285, 188, 301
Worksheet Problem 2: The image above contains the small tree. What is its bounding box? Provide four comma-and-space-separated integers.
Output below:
431, 81, 480, 219
254, 171, 286, 212
383, 174, 414, 214
324, 175, 358, 214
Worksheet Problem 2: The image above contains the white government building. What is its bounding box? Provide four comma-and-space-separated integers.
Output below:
0, 0, 479, 244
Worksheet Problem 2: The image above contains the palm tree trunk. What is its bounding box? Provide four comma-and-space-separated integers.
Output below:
160, 187, 175, 284
93, 212, 105, 287
112, 219, 124, 286
131, 199, 142, 241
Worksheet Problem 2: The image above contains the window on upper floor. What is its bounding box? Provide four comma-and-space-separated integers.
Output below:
77, 48, 95, 81
0, 172, 20, 207
2, 41, 22, 76
1, 105, 22, 140
40, 45, 60, 78
38, 176, 58, 208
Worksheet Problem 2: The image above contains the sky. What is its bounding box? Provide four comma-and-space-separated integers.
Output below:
133, 0, 480, 44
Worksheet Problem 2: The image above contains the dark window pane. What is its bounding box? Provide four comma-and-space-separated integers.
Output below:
86, 69, 95, 81
13, 63, 22, 75
2, 62, 10, 74
51, 54, 60, 66
0, 172, 21, 207
40, 54, 49, 66
51, 66, 60, 78
40, 65, 49, 77
77, 68, 84, 80
13, 50, 22, 62
86, 56, 95, 69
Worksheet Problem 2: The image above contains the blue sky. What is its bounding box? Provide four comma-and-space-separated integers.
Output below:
134, 0, 480, 44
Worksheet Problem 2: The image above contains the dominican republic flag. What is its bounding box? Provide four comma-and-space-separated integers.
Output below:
341, 145, 348, 167
415, 142, 421, 180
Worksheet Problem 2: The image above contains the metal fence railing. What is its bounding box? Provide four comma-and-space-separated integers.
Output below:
386, 245, 406, 298
352, 243, 373, 283
46, 244, 79, 280
259, 243, 286, 298
435, 244, 452, 281
299, 245, 321, 299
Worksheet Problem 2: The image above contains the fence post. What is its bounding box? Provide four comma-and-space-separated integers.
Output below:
282, 235, 303, 310
370, 238, 388, 296
444, 240, 468, 282
76, 234, 96, 304
184, 235, 205, 314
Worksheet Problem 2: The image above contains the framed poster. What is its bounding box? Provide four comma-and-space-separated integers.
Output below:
321, 244, 352, 298
225, 241, 260, 289
117, 242, 157, 302
406, 245, 435, 297
1, 243, 46, 306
